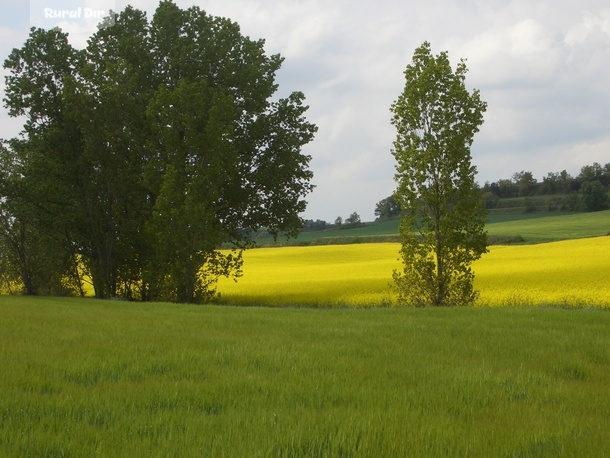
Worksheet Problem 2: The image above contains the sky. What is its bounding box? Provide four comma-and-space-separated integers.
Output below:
1, 0, 609, 222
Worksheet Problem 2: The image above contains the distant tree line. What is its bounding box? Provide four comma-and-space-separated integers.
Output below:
302, 212, 362, 232
373, 162, 610, 219
482, 162, 610, 212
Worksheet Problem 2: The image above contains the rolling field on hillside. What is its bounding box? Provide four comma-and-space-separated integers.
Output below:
486, 210, 610, 243
0, 297, 608, 456
258, 209, 610, 245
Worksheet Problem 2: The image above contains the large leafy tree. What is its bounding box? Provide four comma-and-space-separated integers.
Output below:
374, 195, 401, 219
1, 1, 316, 303
0, 141, 83, 296
390, 42, 487, 306
1, 28, 86, 297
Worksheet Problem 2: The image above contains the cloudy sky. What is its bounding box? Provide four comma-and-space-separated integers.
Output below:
1, 0, 609, 221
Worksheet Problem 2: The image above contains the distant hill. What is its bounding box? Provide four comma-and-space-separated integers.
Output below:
255, 208, 610, 247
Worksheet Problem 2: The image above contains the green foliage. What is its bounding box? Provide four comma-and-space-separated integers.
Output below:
374, 194, 401, 219
541, 170, 575, 194
1, 297, 609, 456
482, 191, 499, 209
578, 162, 610, 187
302, 219, 331, 232
1, 2, 315, 303
390, 42, 488, 306
0, 142, 83, 296
580, 180, 609, 211
523, 197, 536, 213
485, 162, 610, 200
344, 211, 362, 227
562, 193, 582, 211
512, 171, 538, 197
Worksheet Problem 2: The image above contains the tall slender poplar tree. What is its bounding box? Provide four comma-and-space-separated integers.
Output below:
391, 42, 487, 306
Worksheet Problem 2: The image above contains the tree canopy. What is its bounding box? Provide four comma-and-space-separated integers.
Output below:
374, 195, 401, 220
391, 42, 488, 307
0, 1, 316, 303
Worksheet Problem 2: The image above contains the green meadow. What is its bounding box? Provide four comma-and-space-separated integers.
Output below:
260, 209, 610, 245
1, 296, 609, 456
486, 210, 610, 243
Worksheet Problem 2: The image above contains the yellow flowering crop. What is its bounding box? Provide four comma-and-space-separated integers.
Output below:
217, 244, 401, 307
475, 236, 610, 307
217, 237, 610, 308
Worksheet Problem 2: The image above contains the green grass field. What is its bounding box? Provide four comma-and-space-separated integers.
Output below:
2, 211, 609, 455
259, 209, 610, 246
1, 296, 609, 456
486, 210, 610, 243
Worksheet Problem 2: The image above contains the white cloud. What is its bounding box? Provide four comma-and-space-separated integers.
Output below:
456, 18, 564, 89
565, 8, 610, 46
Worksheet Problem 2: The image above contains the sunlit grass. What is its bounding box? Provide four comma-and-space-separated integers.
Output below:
486, 209, 610, 242
217, 236, 610, 308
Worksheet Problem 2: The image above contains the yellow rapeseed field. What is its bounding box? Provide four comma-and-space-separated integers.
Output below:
217, 236, 610, 308
475, 236, 610, 307
217, 244, 401, 307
